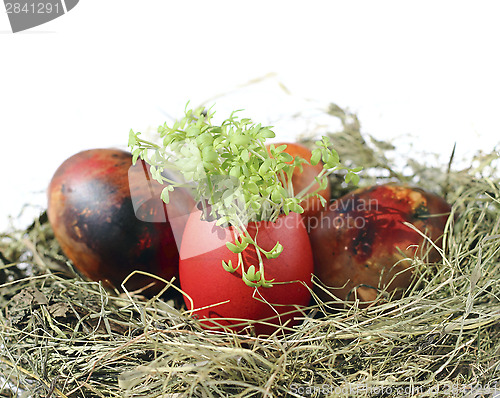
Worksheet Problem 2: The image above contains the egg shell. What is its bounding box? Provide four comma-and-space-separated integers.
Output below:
179, 210, 313, 335
308, 184, 452, 303
47, 148, 194, 295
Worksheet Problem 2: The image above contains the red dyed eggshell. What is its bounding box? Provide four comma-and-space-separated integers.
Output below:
179, 210, 313, 335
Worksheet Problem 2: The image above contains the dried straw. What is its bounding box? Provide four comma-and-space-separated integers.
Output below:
1, 104, 499, 397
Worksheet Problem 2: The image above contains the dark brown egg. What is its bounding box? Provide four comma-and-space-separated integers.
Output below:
308, 184, 452, 303
47, 148, 194, 295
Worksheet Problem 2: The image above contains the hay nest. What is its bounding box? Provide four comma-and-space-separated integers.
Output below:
1, 104, 499, 397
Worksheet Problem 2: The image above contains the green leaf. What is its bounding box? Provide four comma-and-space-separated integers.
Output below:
275, 144, 287, 153
278, 152, 293, 163
242, 265, 262, 287
240, 235, 253, 245
250, 201, 261, 211
231, 134, 251, 146
226, 241, 246, 254
149, 165, 158, 179
128, 129, 138, 147
241, 149, 250, 162
240, 163, 250, 177
247, 265, 258, 278
264, 241, 284, 259
258, 128, 275, 140
328, 149, 340, 167
186, 125, 200, 137
160, 186, 171, 204
215, 216, 230, 227
229, 165, 241, 178
246, 182, 259, 194
196, 132, 214, 147
259, 158, 272, 176
132, 149, 141, 165
278, 185, 289, 197
275, 163, 287, 172
271, 188, 282, 202
213, 135, 226, 148
242, 275, 260, 287
248, 123, 261, 137
222, 260, 237, 273
202, 147, 218, 162
260, 279, 275, 288
349, 172, 360, 185
283, 202, 290, 215
316, 175, 328, 190
292, 203, 304, 214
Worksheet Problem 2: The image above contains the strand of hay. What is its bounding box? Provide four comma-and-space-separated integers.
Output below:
1, 103, 499, 397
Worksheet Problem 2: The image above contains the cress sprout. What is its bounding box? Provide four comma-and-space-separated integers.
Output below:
129, 105, 360, 288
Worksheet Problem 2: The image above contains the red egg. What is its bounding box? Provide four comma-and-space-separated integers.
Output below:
47, 148, 194, 295
179, 210, 313, 335
309, 184, 452, 303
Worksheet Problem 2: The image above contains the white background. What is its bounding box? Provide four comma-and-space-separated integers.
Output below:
1, 1, 499, 231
